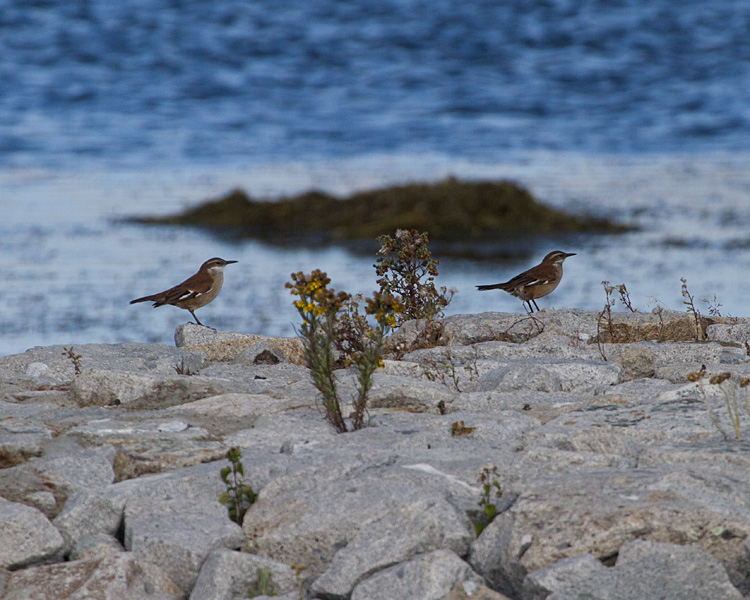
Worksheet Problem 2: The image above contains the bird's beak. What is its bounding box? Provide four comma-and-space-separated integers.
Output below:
565, 253, 576, 258
225, 260, 238, 264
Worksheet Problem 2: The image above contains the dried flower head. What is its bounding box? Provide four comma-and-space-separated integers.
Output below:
709, 372, 732, 385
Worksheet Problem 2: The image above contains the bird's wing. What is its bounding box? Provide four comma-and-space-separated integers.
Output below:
155, 273, 211, 306
508, 264, 557, 288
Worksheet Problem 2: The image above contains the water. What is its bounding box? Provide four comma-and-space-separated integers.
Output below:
1, 1, 750, 357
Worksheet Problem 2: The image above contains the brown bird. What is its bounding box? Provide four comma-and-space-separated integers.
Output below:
130, 257, 237, 326
476, 250, 575, 313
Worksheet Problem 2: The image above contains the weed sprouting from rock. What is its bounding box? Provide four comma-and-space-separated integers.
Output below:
451, 421, 475, 436
62, 346, 83, 376
291, 564, 306, 600
287, 270, 351, 432
375, 229, 455, 327
681, 277, 706, 341
287, 270, 401, 433
475, 465, 503, 536
249, 566, 276, 598
616, 283, 637, 312
219, 447, 257, 525
688, 368, 750, 440
175, 358, 196, 376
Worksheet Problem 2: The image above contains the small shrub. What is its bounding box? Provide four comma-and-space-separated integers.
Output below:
175, 358, 196, 375
375, 229, 455, 326
287, 271, 401, 433
287, 270, 350, 433
475, 465, 503, 536
249, 566, 276, 597
62, 346, 83, 376
688, 368, 750, 440
681, 277, 705, 341
219, 447, 257, 525
451, 421, 475, 436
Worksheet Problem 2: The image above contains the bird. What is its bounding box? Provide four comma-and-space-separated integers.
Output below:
130, 257, 237, 326
476, 250, 575, 313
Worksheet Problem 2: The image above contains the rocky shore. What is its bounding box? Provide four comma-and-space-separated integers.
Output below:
2, 309, 750, 599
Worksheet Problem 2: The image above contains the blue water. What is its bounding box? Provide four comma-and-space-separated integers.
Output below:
3, 0, 749, 169
2, 0, 750, 357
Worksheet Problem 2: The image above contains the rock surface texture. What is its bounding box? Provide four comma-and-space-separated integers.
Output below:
1, 310, 750, 599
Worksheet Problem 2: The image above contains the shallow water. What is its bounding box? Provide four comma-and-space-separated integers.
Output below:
3, 152, 749, 357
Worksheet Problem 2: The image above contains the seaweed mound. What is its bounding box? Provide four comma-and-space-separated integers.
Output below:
135, 178, 628, 243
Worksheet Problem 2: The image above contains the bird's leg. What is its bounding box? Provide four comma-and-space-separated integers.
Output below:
523, 301, 533, 314
189, 310, 203, 326
531, 299, 541, 312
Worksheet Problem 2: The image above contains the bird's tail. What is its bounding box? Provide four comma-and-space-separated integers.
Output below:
130, 294, 161, 305
476, 282, 511, 291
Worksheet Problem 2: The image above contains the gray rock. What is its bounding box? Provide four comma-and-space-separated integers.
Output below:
118, 462, 245, 595
175, 324, 305, 364
655, 363, 750, 385
69, 532, 125, 561
442, 312, 547, 346
5, 316, 750, 600
1, 553, 181, 600
243, 458, 477, 580
708, 323, 750, 347
0, 498, 64, 569
0, 343, 206, 385
616, 344, 656, 380
189, 548, 298, 600
52, 489, 125, 554
0, 417, 52, 467
474, 359, 619, 393
312, 498, 473, 599
521, 553, 604, 600
350, 550, 484, 600
64, 416, 225, 481
470, 468, 750, 597
69, 369, 236, 409
540, 540, 743, 600
366, 372, 459, 413
31, 445, 116, 490
232, 340, 286, 365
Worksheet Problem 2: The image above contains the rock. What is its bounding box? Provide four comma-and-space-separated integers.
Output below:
3, 312, 750, 599
528, 540, 743, 600
0, 498, 65, 569
440, 582, 512, 600
0, 417, 52, 468
473, 359, 619, 393
233, 340, 285, 365
311, 498, 474, 598
1, 553, 181, 600
616, 345, 656, 380
470, 468, 750, 597
243, 458, 476, 580
69, 532, 125, 561
0, 343, 206, 385
595, 308, 717, 343
53, 489, 125, 555
118, 462, 245, 595
68, 369, 237, 409
443, 313, 546, 346
365, 372, 459, 413
176, 324, 305, 364
521, 553, 604, 600
189, 548, 298, 600
707, 323, 750, 347
350, 550, 484, 600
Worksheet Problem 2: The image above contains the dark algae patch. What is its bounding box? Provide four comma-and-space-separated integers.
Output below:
134, 178, 630, 243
